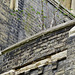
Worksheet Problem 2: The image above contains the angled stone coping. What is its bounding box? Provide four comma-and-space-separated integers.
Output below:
0, 19, 75, 55
47, 0, 75, 19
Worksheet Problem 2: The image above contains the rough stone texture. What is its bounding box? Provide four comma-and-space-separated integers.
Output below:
0, 24, 75, 75
0, 0, 75, 75
0, 0, 19, 50
0, 0, 74, 50
65, 36, 75, 75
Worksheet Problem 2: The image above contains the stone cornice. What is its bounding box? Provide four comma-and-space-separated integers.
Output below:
0, 19, 75, 56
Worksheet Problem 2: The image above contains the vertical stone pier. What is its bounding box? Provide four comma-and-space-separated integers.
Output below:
71, 0, 75, 15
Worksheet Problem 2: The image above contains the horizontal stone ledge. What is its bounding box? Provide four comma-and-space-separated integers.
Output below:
1, 19, 75, 55
51, 50, 67, 62
16, 58, 51, 74
0, 50, 67, 75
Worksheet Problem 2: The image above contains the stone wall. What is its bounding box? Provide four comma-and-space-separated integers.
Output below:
65, 36, 75, 74
0, 0, 75, 74
0, 20, 75, 74
0, 0, 19, 50
0, 0, 74, 50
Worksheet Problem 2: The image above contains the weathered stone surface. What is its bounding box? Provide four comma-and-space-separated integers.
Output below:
0, 23, 75, 75
51, 50, 67, 62
0, 0, 75, 75
0, 0, 74, 50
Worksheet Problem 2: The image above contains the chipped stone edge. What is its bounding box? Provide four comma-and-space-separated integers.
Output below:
1, 19, 75, 55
